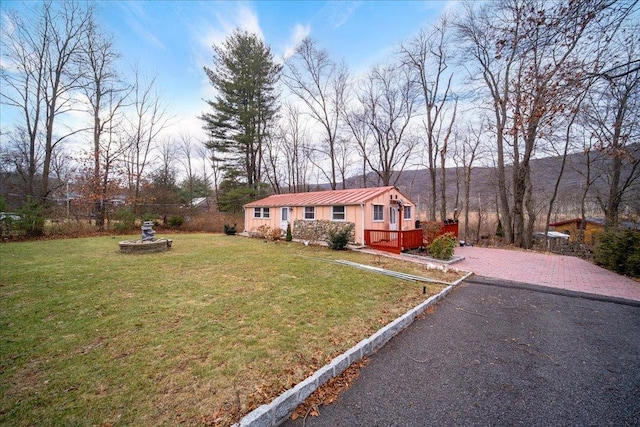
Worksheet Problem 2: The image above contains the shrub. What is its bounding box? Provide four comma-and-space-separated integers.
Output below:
595, 228, 640, 277
112, 207, 136, 233
17, 202, 45, 237
428, 232, 456, 260
421, 221, 443, 246
223, 223, 237, 235
167, 215, 185, 228
256, 224, 271, 239
269, 227, 282, 241
285, 223, 292, 241
254, 224, 282, 240
327, 228, 351, 250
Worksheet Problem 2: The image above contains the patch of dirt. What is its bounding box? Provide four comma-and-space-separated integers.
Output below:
290, 357, 370, 422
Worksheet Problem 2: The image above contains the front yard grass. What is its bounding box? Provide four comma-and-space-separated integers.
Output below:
0, 234, 465, 426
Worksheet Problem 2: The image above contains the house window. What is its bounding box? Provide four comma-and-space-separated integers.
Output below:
332, 205, 346, 221
403, 206, 412, 220
254, 207, 270, 218
373, 204, 384, 222
304, 206, 315, 220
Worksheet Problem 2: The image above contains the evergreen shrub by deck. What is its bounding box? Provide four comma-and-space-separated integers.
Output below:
429, 232, 456, 260
595, 228, 640, 277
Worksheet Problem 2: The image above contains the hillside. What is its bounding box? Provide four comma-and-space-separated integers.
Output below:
338, 149, 636, 221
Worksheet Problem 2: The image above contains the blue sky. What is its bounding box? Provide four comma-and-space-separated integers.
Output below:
100, 0, 452, 137
2, 0, 453, 140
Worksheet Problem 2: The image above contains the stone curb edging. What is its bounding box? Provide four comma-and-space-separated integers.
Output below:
234, 271, 473, 427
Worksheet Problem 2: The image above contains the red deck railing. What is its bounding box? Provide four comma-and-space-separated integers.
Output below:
364, 229, 424, 254
365, 221, 459, 254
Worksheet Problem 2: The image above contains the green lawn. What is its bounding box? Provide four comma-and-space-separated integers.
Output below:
0, 234, 463, 426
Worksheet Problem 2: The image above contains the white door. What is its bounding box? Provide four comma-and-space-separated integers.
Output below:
389, 206, 398, 230
280, 207, 290, 231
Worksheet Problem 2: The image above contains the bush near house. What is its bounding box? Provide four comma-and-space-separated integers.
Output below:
327, 228, 351, 250
223, 223, 237, 235
421, 221, 443, 246
595, 228, 640, 277
428, 232, 457, 260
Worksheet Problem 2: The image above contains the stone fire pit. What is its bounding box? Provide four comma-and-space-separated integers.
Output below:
119, 221, 172, 254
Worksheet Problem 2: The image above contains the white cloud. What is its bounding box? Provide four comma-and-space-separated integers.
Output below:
318, 1, 362, 30
236, 5, 263, 39
118, 2, 166, 50
180, 2, 267, 141
282, 23, 311, 60
333, 1, 362, 30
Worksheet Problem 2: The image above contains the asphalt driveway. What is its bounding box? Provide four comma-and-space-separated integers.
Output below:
283, 281, 640, 426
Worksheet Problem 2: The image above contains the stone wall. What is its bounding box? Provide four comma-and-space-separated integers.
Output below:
293, 220, 355, 244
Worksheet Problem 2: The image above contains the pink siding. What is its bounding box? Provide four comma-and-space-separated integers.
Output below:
243, 186, 416, 245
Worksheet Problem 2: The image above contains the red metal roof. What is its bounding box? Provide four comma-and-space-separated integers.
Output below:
549, 218, 604, 227
244, 186, 400, 208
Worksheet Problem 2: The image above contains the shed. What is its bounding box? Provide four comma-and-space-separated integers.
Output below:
549, 218, 605, 245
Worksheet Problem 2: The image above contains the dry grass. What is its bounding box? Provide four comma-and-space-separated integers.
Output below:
0, 234, 464, 426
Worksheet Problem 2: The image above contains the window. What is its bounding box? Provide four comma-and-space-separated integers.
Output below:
403, 206, 412, 220
253, 207, 270, 218
332, 205, 345, 221
373, 205, 384, 222
304, 206, 315, 220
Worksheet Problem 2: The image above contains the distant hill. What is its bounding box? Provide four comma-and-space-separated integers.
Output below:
336, 149, 634, 220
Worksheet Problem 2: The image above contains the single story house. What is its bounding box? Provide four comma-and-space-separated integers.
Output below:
548, 218, 605, 245
243, 186, 417, 245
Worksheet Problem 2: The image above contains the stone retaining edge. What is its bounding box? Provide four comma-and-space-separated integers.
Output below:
234, 271, 472, 427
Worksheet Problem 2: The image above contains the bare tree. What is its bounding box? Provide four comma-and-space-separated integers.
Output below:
455, 2, 525, 242
149, 138, 179, 223
401, 16, 456, 221
1, 1, 93, 214
80, 19, 130, 230
263, 131, 284, 194
123, 69, 172, 214
176, 132, 202, 205
456, 0, 634, 248
585, 31, 640, 228
283, 37, 349, 190
454, 119, 486, 243
279, 103, 312, 193
348, 62, 419, 186
201, 135, 222, 203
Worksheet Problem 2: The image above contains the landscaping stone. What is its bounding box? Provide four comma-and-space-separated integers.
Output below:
293, 220, 355, 244
234, 272, 464, 427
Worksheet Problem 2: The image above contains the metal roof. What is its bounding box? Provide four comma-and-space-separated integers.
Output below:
534, 231, 570, 239
549, 217, 604, 227
244, 186, 402, 208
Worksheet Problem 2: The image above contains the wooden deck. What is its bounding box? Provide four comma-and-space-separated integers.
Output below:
364, 221, 459, 254
364, 229, 424, 254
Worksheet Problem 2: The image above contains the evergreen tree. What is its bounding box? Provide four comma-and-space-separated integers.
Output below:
216, 170, 268, 214
200, 30, 281, 191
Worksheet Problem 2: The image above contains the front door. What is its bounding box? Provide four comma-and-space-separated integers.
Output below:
280, 207, 290, 231
389, 206, 398, 231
